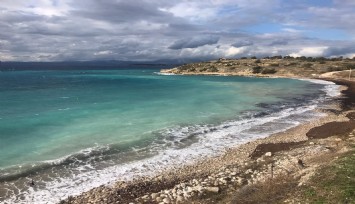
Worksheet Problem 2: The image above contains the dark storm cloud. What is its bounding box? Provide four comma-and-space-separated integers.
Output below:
168, 36, 219, 50
268, 39, 288, 46
231, 40, 253, 47
324, 44, 355, 57
70, 1, 172, 23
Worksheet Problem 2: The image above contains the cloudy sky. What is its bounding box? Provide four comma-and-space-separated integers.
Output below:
1, 0, 355, 61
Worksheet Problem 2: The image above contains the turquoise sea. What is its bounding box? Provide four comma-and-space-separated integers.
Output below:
0, 68, 339, 203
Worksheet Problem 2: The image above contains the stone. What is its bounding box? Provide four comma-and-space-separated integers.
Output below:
176, 189, 183, 195
163, 197, 171, 203
204, 187, 220, 193
265, 152, 272, 157
151, 193, 159, 199
183, 192, 191, 199
194, 185, 204, 192
309, 141, 315, 145
245, 169, 252, 174
186, 187, 194, 193
156, 197, 163, 202
176, 195, 184, 203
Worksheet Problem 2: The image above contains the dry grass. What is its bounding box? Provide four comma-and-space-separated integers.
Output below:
229, 175, 298, 204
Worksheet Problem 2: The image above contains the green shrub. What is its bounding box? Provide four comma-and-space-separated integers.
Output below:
327, 66, 348, 72
209, 66, 218, 72
261, 68, 277, 74
303, 63, 313, 68
285, 62, 298, 67
271, 55, 282, 59
346, 63, 355, 69
269, 63, 279, 67
252, 66, 262, 74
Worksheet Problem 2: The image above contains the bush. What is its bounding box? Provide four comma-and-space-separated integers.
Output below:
346, 63, 355, 70
303, 63, 313, 68
252, 66, 262, 74
298, 56, 307, 61
261, 68, 277, 74
285, 62, 298, 67
326, 66, 348, 72
271, 55, 282, 59
255, 59, 261, 63
269, 63, 279, 67
208, 66, 218, 72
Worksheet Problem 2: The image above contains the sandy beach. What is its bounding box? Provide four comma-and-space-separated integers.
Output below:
59, 76, 355, 204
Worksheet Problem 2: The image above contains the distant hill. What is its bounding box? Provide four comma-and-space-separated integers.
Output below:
161, 57, 355, 78
0, 60, 181, 71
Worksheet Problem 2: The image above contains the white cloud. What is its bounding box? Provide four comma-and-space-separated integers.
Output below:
2, 0, 71, 16
290, 47, 328, 57
162, 2, 216, 21
282, 28, 303, 33
94, 50, 113, 56
225, 46, 246, 56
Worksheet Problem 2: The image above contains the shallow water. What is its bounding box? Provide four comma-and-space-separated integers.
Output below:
0, 69, 339, 203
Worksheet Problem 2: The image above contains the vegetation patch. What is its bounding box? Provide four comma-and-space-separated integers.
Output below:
230, 175, 298, 204
298, 149, 355, 203
252, 66, 262, 74
261, 68, 277, 74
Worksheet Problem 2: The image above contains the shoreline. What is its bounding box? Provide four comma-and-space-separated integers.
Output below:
61, 77, 355, 204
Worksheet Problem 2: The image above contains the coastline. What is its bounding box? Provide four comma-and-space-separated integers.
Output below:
60, 77, 355, 204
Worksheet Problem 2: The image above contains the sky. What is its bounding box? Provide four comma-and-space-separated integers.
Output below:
0, 0, 355, 62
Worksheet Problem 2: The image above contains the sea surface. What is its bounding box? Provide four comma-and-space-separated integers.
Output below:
0, 68, 340, 203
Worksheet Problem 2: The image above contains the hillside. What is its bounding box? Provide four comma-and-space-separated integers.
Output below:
161, 57, 355, 78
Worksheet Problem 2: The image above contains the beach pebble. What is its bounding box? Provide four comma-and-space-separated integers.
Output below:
151, 193, 159, 199
265, 152, 272, 157
204, 187, 220, 193
230, 172, 237, 176
156, 197, 163, 202
194, 185, 204, 192
176, 195, 184, 203
163, 197, 171, 203
245, 169, 253, 174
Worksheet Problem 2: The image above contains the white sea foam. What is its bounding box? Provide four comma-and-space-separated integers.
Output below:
154, 72, 176, 75
298, 78, 342, 97
3, 79, 341, 204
